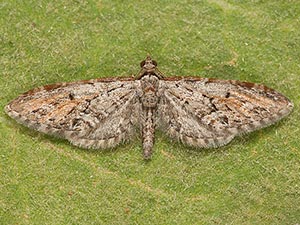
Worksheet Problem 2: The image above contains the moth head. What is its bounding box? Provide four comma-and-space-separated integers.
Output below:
140, 56, 157, 70
137, 56, 163, 80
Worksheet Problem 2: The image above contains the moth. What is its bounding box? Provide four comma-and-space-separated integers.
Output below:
5, 56, 293, 159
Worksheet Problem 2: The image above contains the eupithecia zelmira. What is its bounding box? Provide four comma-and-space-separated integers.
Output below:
5, 56, 293, 159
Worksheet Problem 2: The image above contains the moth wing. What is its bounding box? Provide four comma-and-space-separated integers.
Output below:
158, 77, 293, 148
5, 77, 141, 149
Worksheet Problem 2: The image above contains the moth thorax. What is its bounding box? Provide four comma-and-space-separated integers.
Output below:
141, 91, 159, 108
140, 75, 160, 108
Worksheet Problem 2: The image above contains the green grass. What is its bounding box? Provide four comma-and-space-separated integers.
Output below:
1, 0, 300, 224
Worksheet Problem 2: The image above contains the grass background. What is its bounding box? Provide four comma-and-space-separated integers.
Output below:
1, 0, 300, 224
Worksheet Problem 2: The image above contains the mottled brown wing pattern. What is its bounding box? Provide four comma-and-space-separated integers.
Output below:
5, 77, 140, 149
158, 77, 293, 148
